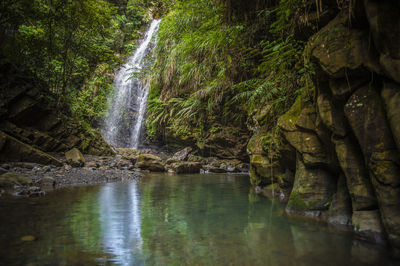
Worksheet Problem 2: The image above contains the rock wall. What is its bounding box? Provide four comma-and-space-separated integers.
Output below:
248, 2, 400, 253
0, 69, 114, 165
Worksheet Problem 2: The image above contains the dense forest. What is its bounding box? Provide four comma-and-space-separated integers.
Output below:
0, 0, 170, 124
1, 0, 400, 263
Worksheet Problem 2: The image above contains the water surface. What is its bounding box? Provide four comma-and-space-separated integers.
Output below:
0, 173, 397, 265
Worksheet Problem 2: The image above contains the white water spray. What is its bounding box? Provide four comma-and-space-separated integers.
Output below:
103, 19, 161, 148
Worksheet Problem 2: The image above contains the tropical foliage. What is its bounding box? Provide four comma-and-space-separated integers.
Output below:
146, 0, 316, 143
0, 0, 171, 124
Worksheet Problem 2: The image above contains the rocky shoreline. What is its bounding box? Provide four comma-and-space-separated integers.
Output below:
0, 147, 249, 198
0, 155, 141, 198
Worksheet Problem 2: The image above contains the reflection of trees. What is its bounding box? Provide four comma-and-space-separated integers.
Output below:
0, 175, 395, 265
0, 186, 106, 265
139, 174, 252, 265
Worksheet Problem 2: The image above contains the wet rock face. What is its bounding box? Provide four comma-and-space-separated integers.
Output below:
286, 154, 336, 215
248, 5, 400, 252
381, 82, 400, 152
333, 136, 377, 211
197, 126, 249, 161
363, 0, 400, 83
0, 85, 114, 166
0, 131, 62, 166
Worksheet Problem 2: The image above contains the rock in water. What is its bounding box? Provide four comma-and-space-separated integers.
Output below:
36, 175, 55, 187
166, 162, 201, 174
135, 154, 165, 172
0, 172, 31, 188
65, 148, 85, 167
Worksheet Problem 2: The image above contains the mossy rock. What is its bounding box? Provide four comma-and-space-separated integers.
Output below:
0, 131, 62, 166
286, 154, 336, 214
135, 154, 165, 172
309, 11, 381, 78
65, 148, 85, 167
333, 136, 377, 211
0, 172, 31, 188
381, 81, 400, 152
277, 96, 304, 132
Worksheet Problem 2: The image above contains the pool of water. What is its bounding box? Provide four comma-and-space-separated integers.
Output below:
0, 173, 398, 265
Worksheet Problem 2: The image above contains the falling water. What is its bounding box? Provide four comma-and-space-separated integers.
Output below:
103, 19, 161, 148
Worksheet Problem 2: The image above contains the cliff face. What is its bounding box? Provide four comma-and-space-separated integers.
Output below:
248, 1, 400, 252
0, 66, 114, 165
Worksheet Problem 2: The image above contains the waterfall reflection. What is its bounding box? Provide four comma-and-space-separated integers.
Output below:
99, 182, 143, 265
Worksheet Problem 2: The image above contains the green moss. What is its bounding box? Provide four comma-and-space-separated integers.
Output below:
287, 192, 308, 211
249, 165, 260, 186
277, 95, 304, 131
79, 137, 90, 152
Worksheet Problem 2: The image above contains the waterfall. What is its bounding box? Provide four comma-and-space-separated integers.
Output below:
102, 19, 161, 148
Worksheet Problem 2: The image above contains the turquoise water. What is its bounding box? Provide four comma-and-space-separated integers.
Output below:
0, 173, 397, 265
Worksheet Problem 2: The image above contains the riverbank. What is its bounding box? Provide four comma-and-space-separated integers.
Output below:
0, 145, 250, 198
0, 154, 142, 197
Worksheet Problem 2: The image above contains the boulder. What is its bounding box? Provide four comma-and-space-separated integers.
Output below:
65, 148, 85, 167
286, 154, 336, 215
166, 162, 202, 174
35, 175, 55, 187
344, 85, 400, 249
278, 98, 329, 167
317, 88, 347, 136
116, 148, 141, 163
333, 136, 377, 211
379, 55, 400, 84
187, 155, 207, 164
352, 210, 386, 244
85, 161, 98, 168
135, 154, 165, 172
0, 131, 62, 166
249, 155, 282, 186
0, 172, 31, 188
203, 164, 227, 174
247, 127, 268, 156
329, 77, 369, 100
363, 0, 400, 83
172, 147, 193, 161
328, 174, 352, 226
309, 11, 381, 78
381, 81, 400, 152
